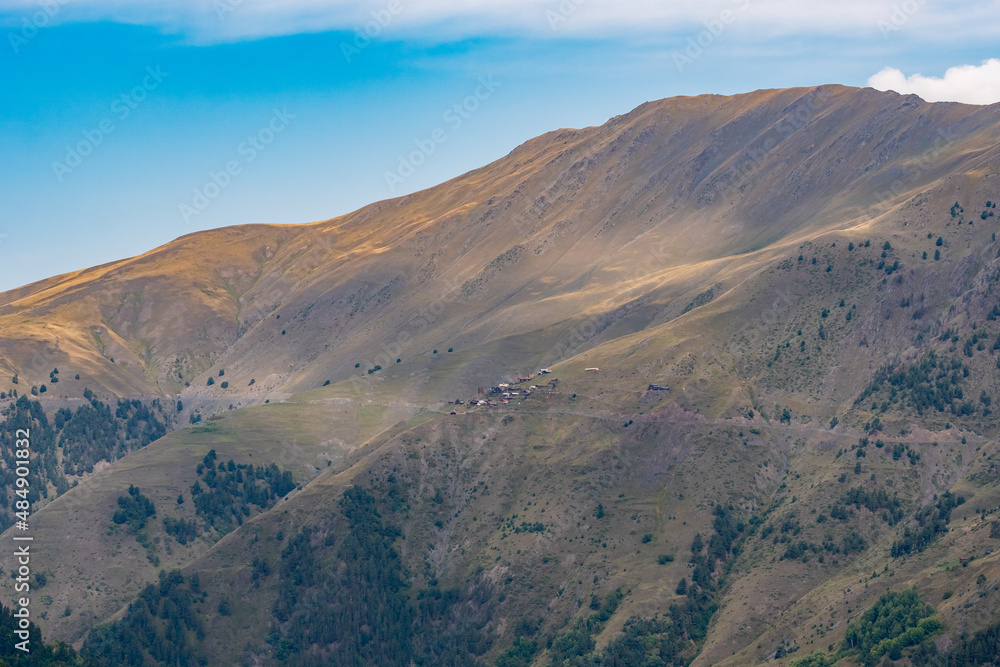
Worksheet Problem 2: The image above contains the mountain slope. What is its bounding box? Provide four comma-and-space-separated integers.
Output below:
3, 85, 1000, 666
2, 85, 998, 415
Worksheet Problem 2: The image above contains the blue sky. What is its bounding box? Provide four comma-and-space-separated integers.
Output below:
1, 0, 998, 292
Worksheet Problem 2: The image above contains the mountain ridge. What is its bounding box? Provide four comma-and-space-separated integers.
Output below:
4, 84, 1000, 665
5, 84, 999, 412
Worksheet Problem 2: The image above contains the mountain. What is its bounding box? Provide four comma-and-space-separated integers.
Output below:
3, 84, 1000, 666
4, 84, 998, 410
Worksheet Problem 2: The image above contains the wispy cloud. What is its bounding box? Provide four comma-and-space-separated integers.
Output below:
868, 59, 1000, 105
2, 0, 998, 43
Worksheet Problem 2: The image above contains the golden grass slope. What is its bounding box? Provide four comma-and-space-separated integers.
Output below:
1, 86, 997, 418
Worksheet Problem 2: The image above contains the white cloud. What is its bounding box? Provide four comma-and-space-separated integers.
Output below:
1, 0, 998, 43
869, 59, 1000, 105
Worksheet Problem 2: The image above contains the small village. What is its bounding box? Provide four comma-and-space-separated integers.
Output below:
448, 368, 668, 412
448, 368, 556, 411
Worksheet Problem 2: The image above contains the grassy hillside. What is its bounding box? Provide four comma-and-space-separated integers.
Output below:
2, 86, 1000, 665
0, 394, 424, 645
2, 86, 998, 416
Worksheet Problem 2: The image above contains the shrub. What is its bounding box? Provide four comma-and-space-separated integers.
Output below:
842, 588, 941, 665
